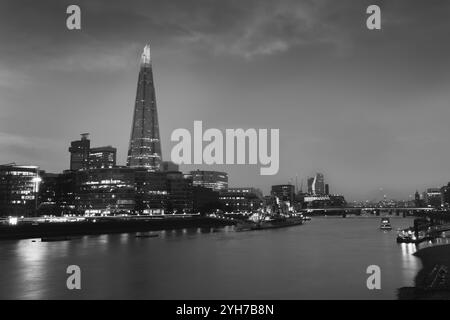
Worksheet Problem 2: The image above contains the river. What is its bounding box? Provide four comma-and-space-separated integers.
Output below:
1, 216, 443, 300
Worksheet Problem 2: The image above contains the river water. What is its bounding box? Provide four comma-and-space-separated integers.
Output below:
0, 216, 440, 300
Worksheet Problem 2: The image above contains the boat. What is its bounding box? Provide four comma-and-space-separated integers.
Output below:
396, 233, 433, 244
236, 215, 303, 232
396, 227, 434, 243
380, 217, 392, 230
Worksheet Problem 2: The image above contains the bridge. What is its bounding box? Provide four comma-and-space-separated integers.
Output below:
302, 207, 436, 216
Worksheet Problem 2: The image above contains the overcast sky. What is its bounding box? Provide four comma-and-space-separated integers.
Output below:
1, 0, 450, 201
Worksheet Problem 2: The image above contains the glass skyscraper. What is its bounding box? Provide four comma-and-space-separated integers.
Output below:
127, 44, 162, 171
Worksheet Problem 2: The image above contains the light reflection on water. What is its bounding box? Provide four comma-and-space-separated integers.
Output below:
0, 217, 437, 300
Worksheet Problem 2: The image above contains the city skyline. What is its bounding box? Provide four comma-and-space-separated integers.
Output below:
1, 1, 450, 200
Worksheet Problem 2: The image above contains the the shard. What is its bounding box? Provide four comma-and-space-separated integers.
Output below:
127, 44, 162, 171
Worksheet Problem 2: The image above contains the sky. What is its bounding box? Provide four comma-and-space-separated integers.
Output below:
1, 0, 450, 201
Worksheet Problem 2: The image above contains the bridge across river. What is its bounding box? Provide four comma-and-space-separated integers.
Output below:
303, 207, 435, 216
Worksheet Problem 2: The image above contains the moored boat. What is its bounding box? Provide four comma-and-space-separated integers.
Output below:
380, 217, 392, 230
236, 215, 303, 232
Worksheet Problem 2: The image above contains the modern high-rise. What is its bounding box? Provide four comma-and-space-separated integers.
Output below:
307, 177, 314, 194
127, 44, 162, 171
312, 173, 325, 195
69, 134, 117, 170
69, 133, 90, 171
0, 163, 41, 217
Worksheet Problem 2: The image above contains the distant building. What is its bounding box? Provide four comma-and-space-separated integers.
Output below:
69, 133, 90, 171
192, 186, 220, 214
37, 168, 197, 216
312, 173, 325, 195
188, 170, 228, 192
426, 188, 442, 208
76, 167, 136, 215
325, 184, 330, 195
271, 184, 295, 213
37, 172, 59, 215
219, 187, 263, 212
69, 134, 117, 171
161, 161, 179, 172
89, 146, 117, 169
414, 190, 422, 207
272, 185, 295, 203
303, 194, 346, 208
307, 177, 314, 194
166, 171, 193, 214
0, 164, 41, 217
441, 183, 450, 208
134, 170, 168, 215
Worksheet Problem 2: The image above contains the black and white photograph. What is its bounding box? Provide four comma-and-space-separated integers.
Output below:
1, 0, 450, 307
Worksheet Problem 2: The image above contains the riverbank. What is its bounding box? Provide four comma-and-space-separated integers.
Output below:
0, 216, 235, 241
398, 244, 450, 299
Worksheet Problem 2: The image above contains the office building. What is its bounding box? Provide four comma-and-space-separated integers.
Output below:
127, 44, 162, 171
166, 171, 193, 214
69, 133, 90, 171
426, 188, 442, 208
0, 163, 41, 217
188, 170, 228, 192
219, 187, 263, 212
312, 173, 325, 195
89, 146, 117, 169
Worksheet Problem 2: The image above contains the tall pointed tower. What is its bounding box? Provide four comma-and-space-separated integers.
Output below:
127, 44, 162, 170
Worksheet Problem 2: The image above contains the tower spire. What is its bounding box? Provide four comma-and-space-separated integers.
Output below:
141, 44, 151, 65
127, 44, 162, 171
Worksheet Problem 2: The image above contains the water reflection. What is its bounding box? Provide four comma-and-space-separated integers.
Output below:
0, 217, 428, 299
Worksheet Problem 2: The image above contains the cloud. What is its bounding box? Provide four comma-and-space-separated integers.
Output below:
172, 0, 355, 58
0, 132, 58, 164
0, 65, 30, 89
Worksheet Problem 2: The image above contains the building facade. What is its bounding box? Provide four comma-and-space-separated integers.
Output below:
166, 171, 193, 214
312, 173, 325, 195
441, 183, 450, 208
69, 133, 90, 171
219, 187, 263, 212
426, 188, 442, 208
89, 146, 117, 169
69, 134, 117, 171
188, 170, 228, 192
0, 164, 41, 217
76, 167, 136, 215
127, 44, 162, 171
271, 184, 295, 213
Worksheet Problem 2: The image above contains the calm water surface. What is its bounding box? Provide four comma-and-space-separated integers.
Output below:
0, 216, 441, 299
